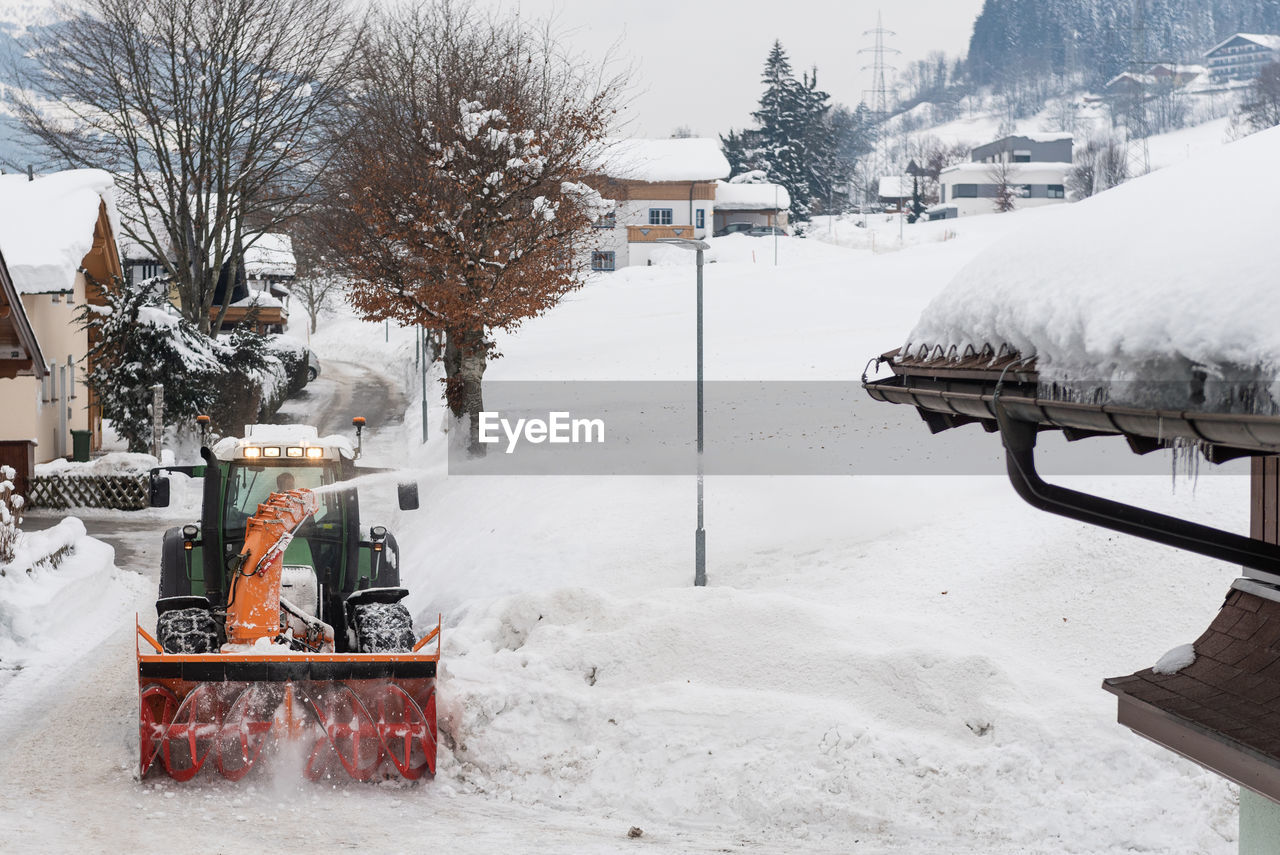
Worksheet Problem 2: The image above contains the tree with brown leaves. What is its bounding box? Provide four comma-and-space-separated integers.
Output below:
323, 1, 620, 453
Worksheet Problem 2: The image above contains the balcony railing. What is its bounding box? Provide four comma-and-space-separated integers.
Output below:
626, 224, 698, 243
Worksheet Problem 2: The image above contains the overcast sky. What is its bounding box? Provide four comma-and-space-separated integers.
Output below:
490, 0, 988, 138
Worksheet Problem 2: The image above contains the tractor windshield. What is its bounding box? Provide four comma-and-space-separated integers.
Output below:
222, 462, 341, 534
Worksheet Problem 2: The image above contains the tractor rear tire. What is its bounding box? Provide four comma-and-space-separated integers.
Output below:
352, 602, 415, 653
157, 607, 220, 654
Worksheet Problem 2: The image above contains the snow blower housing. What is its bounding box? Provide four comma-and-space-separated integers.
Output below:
138, 424, 438, 782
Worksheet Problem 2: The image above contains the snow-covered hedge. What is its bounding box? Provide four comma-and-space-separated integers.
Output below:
0, 517, 81, 578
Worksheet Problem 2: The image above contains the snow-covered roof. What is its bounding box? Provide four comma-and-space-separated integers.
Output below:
1151, 63, 1207, 76
1105, 72, 1158, 88
878, 176, 911, 199
231, 290, 284, 309
713, 180, 791, 211
1205, 33, 1280, 56
0, 170, 117, 294
596, 138, 730, 183
940, 162, 1071, 178
1011, 132, 1073, 143
243, 233, 296, 278
905, 125, 1280, 407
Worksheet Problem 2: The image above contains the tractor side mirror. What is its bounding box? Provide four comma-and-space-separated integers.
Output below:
149, 472, 171, 508
397, 481, 419, 511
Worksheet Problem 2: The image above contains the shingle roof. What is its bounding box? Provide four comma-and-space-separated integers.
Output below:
1104, 580, 1280, 801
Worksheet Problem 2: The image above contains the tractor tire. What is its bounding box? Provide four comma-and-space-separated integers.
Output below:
157, 607, 220, 654
351, 602, 415, 653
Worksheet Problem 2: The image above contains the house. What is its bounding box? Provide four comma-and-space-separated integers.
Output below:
1204, 33, 1280, 82
1103, 71, 1159, 98
937, 162, 1070, 217
936, 133, 1073, 217
1149, 63, 1208, 87
589, 138, 729, 269
970, 133, 1072, 165
120, 223, 292, 333
0, 170, 122, 489
876, 176, 911, 212
712, 178, 790, 235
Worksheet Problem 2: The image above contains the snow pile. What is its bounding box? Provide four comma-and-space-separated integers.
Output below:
906, 125, 1280, 410
0, 516, 140, 699
597, 138, 730, 183
0, 169, 117, 294
231, 289, 284, 308
1, 515, 81, 577
35, 452, 157, 477
1153, 643, 1197, 675
713, 179, 790, 211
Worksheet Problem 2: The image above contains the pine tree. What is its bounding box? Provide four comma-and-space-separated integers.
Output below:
720, 41, 841, 221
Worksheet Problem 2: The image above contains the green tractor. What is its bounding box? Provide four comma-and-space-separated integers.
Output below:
149, 423, 421, 655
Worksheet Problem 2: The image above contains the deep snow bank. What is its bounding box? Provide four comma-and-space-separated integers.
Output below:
0, 519, 140, 692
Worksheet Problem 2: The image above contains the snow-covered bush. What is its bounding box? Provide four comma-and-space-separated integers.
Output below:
83, 276, 299, 448
0, 465, 24, 565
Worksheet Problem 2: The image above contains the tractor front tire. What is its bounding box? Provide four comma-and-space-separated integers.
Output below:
157, 607, 220, 654
352, 602, 415, 653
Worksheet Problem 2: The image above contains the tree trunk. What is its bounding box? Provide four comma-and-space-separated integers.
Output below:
444, 329, 487, 455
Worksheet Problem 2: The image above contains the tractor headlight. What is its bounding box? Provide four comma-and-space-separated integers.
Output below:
244, 447, 262, 458
306, 447, 324, 459
286, 447, 304, 458
263, 447, 281, 458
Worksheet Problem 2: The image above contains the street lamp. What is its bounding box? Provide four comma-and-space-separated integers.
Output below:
656, 237, 710, 586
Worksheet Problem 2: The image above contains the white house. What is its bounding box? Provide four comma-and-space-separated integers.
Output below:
712, 178, 790, 234
937, 161, 1070, 217
0, 170, 123, 481
588, 138, 729, 269
1203, 33, 1280, 81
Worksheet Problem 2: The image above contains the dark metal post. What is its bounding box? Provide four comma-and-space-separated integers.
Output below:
430, 327, 435, 447
695, 248, 706, 586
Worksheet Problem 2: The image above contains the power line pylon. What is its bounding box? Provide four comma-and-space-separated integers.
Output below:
858, 11, 899, 200
1125, 0, 1152, 176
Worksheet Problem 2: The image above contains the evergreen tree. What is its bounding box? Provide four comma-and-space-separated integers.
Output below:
720, 41, 842, 221
81, 277, 224, 452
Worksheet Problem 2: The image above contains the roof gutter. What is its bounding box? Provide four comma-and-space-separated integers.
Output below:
995, 398, 1280, 577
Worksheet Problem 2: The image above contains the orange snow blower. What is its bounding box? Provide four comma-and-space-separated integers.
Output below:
138, 467, 439, 782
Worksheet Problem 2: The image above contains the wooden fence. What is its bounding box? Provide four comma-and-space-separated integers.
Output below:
27, 474, 150, 510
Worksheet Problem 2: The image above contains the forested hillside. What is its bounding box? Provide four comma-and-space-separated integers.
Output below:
968, 0, 1280, 89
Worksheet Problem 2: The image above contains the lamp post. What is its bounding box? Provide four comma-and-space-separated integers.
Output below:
656, 237, 710, 586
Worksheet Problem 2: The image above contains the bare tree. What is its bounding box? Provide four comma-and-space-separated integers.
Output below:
1066, 136, 1127, 200
11, 0, 360, 335
987, 159, 1020, 213
1242, 61, 1280, 132
320, 1, 622, 452
289, 269, 343, 334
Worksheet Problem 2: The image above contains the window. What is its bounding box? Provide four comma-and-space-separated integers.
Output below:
1017, 184, 1032, 198
648, 208, 673, 226
592, 251, 616, 271
1013, 154, 1031, 163
696, 209, 705, 229
594, 211, 616, 229
1047, 185, 1065, 199
952, 184, 978, 198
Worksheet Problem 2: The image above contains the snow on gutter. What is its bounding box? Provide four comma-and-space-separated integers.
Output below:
903, 125, 1280, 413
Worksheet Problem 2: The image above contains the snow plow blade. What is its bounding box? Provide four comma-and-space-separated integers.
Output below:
136, 620, 440, 782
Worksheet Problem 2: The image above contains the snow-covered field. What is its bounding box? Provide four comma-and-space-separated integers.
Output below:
0, 132, 1257, 852
298, 187, 1245, 851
